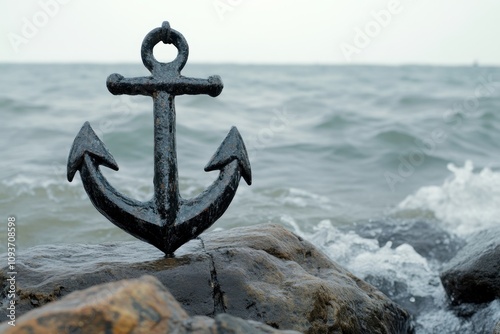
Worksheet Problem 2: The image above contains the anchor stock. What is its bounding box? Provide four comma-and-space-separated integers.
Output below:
67, 21, 251, 255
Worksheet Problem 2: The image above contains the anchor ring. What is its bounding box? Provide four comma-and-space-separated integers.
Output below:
141, 21, 189, 74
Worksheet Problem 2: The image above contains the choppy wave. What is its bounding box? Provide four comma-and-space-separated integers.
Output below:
396, 160, 500, 236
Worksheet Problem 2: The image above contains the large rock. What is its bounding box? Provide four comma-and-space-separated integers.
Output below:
0, 275, 300, 334
0, 224, 412, 333
440, 227, 500, 305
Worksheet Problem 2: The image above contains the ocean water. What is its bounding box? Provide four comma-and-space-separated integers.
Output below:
1, 63, 500, 332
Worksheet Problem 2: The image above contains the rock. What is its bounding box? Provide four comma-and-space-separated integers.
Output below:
187, 314, 301, 334
0, 275, 300, 334
0, 224, 412, 333
0, 238, 215, 319
440, 227, 500, 305
494, 320, 500, 334
355, 219, 465, 262
201, 225, 413, 333
0, 275, 184, 334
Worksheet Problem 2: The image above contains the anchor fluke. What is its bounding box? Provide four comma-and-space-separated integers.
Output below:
67, 122, 118, 182
205, 126, 252, 186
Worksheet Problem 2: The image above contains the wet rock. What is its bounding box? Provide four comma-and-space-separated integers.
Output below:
0, 239, 215, 319
0, 224, 412, 333
0, 275, 300, 334
187, 314, 301, 334
200, 225, 413, 333
355, 219, 465, 262
440, 227, 500, 305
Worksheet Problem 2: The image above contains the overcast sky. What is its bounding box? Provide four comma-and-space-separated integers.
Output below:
1, 1, 499, 65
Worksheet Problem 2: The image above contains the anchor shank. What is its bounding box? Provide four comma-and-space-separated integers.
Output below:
153, 90, 179, 221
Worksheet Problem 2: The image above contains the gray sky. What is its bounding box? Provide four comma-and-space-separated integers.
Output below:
1, 0, 499, 65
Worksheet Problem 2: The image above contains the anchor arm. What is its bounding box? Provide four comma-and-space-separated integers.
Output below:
165, 127, 251, 253
67, 122, 164, 250
79, 155, 162, 246
171, 161, 242, 252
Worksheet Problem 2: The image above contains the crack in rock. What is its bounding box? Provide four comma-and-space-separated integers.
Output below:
198, 237, 226, 315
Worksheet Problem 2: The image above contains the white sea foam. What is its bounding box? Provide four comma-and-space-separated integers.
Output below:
284, 217, 500, 334
280, 187, 333, 210
397, 160, 500, 236
293, 220, 439, 298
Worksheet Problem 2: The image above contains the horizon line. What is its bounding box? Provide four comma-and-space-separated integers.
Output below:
1, 61, 499, 68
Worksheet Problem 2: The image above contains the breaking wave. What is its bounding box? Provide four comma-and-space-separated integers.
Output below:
396, 160, 500, 236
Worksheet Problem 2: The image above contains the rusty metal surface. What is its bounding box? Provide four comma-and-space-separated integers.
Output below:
67, 21, 251, 255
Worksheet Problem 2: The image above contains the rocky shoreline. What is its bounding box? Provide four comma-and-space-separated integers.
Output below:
1, 223, 499, 333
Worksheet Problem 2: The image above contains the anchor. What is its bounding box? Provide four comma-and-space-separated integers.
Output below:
67, 22, 252, 255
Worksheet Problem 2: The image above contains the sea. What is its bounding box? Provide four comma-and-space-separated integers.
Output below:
1, 63, 500, 333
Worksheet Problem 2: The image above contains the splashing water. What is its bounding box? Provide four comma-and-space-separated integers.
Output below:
284, 216, 500, 333
397, 160, 500, 236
